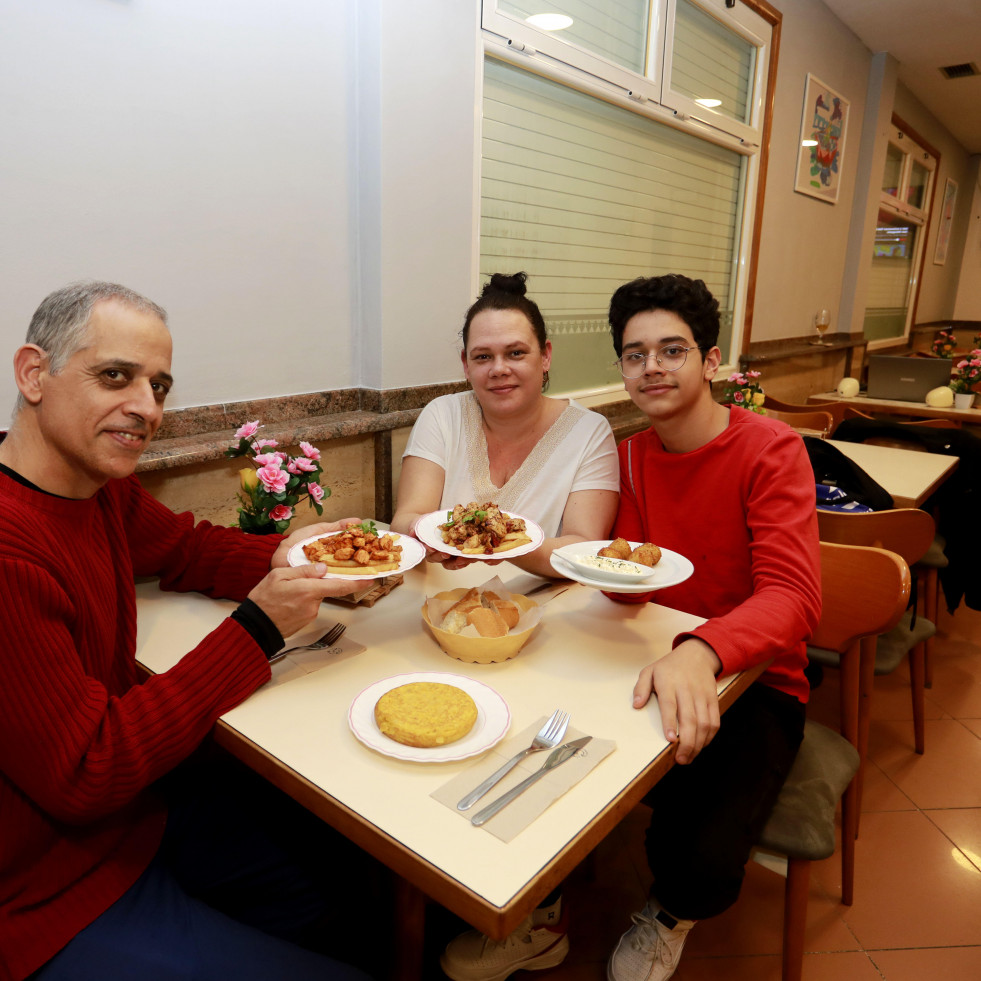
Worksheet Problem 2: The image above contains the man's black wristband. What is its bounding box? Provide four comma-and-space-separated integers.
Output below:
230, 598, 284, 660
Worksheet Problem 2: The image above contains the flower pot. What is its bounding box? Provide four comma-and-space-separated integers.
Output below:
953, 392, 976, 409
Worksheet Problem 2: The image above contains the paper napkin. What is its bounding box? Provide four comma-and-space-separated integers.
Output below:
266, 633, 366, 688
432, 719, 616, 842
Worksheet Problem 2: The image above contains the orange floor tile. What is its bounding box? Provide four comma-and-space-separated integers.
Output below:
429, 603, 981, 980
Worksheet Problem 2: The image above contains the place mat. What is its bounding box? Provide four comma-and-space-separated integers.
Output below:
431, 718, 615, 842
266, 633, 366, 688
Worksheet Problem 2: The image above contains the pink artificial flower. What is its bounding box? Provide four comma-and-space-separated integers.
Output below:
255, 438, 279, 450
252, 453, 282, 468
269, 504, 293, 522
256, 465, 290, 494
299, 441, 321, 461
956, 360, 968, 370
733, 391, 745, 403
287, 457, 317, 475
308, 483, 325, 504
747, 370, 761, 379
235, 421, 260, 439
727, 372, 743, 383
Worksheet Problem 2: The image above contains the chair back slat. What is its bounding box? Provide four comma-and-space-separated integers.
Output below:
766, 408, 835, 436
811, 541, 910, 653
816, 507, 935, 567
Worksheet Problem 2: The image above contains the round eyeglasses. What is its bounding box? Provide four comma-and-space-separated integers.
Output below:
613, 344, 699, 378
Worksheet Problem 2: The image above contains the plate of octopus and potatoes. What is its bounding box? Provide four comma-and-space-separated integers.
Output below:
288, 521, 426, 581
414, 503, 545, 560
549, 538, 694, 593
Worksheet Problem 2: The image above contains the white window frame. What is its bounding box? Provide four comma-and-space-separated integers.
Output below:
481, 0, 770, 149
659, 0, 770, 148
478, 0, 778, 387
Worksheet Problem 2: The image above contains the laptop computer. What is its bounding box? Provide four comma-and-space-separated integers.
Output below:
865, 355, 953, 403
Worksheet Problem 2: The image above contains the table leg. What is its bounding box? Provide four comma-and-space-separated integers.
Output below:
391, 875, 426, 981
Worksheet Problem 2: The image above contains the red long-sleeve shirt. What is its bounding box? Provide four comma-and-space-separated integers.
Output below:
0, 471, 278, 980
612, 408, 821, 702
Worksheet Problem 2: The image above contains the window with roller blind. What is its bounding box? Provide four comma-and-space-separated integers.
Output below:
479, 0, 777, 394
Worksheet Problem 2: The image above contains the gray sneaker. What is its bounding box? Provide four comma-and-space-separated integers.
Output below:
606, 900, 695, 981
440, 894, 569, 981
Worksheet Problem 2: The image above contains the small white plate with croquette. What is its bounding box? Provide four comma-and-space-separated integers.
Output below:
550, 540, 694, 593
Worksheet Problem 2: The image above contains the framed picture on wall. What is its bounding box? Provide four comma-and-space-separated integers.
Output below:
933, 178, 958, 265
794, 74, 850, 204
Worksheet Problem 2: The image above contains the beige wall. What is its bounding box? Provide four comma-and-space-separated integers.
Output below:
753, 0, 876, 344
754, 0, 976, 346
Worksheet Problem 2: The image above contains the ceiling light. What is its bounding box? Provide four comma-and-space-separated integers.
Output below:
526, 13, 573, 30
694, 98, 722, 108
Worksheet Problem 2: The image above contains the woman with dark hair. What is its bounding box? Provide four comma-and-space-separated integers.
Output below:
391, 272, 618, 577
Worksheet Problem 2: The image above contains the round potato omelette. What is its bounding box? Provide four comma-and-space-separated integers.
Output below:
374, 682, 478, 748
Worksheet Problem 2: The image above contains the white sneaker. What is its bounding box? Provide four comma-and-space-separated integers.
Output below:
606, 900, 694, 981
440, 894, 569, 981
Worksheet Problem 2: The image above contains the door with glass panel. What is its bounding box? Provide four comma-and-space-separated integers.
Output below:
863, 120, 937, 345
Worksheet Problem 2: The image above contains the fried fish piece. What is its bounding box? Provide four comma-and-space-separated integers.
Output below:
628, 543, 662, 568
598, 537, 632, 560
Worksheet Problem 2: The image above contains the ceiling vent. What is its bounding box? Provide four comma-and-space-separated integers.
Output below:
939, 62, 980, 80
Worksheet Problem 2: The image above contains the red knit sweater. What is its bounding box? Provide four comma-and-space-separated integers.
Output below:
612, 408, 821, 703
0, 471, 278, 980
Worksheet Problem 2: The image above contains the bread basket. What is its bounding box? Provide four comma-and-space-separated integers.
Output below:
421, 587, 540, 664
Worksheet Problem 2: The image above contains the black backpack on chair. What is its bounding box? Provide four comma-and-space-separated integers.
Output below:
802, 436, 894, 512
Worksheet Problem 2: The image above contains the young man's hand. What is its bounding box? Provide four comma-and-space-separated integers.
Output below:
633, 638, 722, 764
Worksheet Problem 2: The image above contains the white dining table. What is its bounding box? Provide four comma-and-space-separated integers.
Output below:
826, 438, 959, 508
135, 560, 761, 980
809, 389, 981, 425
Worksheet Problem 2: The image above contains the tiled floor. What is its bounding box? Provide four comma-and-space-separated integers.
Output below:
430, 602, 981, 979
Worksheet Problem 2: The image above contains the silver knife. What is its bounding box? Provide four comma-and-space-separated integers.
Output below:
471, 736, 592, 827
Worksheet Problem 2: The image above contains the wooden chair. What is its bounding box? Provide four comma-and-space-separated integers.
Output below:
814, 508, 936, 758
756, 541, 909, 981
766, 408, 835, 437
831, 418, 952, 682
842, 405, 960, 431
764, 395, 846, 432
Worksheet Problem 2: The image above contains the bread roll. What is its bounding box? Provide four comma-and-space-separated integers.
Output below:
466, 606, 509, 638
440, 587, 482, 633
481, 591, 520, 629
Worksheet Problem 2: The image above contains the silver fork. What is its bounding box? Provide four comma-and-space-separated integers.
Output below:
456, 709, 570, 811
269, 622, 347, 664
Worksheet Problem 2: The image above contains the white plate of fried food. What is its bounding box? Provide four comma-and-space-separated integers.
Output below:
348, 671, 511, 763
550, 539, 694, 593
288, 521, 426, 580
414, 504, 545, 560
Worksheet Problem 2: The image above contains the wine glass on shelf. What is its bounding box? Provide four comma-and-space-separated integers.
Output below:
811, 308, 832, 346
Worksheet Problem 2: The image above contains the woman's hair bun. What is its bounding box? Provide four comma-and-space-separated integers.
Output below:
482, 271, 528, 298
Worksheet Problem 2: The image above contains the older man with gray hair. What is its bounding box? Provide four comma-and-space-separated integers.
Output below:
0, 282, 371, 980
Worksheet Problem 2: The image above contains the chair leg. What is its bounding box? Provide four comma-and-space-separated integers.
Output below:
841, 782, 856, 906
782, 858, 809, 981
851, 637, 876, 837
922, 567, 938, 688
909, 642, 926, 755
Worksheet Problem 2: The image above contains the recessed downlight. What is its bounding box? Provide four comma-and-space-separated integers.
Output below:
526, 13, 574, 31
